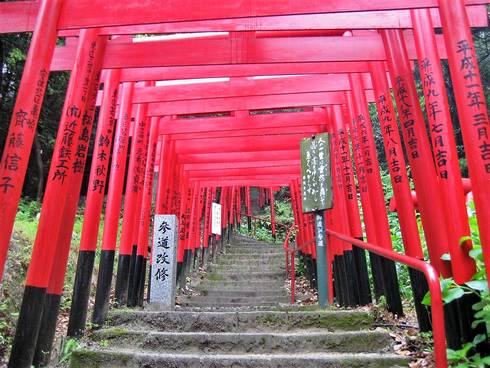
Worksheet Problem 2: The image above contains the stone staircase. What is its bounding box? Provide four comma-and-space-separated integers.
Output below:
184, 234, 290, 308
70, 235, 407, 367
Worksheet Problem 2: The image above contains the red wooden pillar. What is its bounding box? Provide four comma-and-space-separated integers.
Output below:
128, 117, 159, 307
412, 9, 475, 283
382, 30, 452, 277
438, 0, 490, 290
127, 110, 152, 306
329, 129, 358, 306
345, 92, 384, 302
203, 188, 212, 249
155, 135, 169, 214
229, 186, 236, 228
246, 186, 252, 230
114, 98, 150, 306
332, 105, 372, 306
349, 73, 403, 315
236, 187, 242, 227
91, 82, 134, 325
177, 176, 190, 264
67, 69, 120, 337
9, 29, 104, 368
369, 61, 431, 331
34, 46, 106, 366
0, 0, 63, 283
195, 186, 205, 249
186, 182, 199, 255
269, 187, 276, 240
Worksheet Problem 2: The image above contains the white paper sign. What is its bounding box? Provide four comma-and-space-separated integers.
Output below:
150, 214, 178, 310
211, 202, 222, 235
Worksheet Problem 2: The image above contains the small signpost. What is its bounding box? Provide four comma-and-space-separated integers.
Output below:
150, 214, 178, 310
211, 202, 222, 235
300, 133, 332, 308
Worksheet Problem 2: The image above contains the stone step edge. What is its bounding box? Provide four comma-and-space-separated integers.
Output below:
71, 349, 408, 365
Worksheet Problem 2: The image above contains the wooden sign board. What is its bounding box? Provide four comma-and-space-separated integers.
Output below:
300, 133, 333, 213
211, 202, 222, 235
150, 214, 178, 310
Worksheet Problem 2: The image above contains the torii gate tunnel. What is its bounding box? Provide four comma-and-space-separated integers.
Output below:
0, 1, 489, 367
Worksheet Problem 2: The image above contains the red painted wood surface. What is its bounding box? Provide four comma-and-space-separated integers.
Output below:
2, 0, 489, 33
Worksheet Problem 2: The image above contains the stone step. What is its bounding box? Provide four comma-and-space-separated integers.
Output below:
197, 289, 288, 298
105, 310, 374, 332
71, 350, 408, 368
211, 265, 285, 273
91, 329, 394, 354
217, 254, 285, 262
182, 301, 286, 308
205, 271, 285, 281
184, 295, 291, 305
227, 246, 283, 252
198, 280, 286, 290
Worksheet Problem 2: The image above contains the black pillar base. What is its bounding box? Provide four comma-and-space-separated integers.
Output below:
380, 258, 404, 316
8, 286, 47, 368
337, 255, 354, 307
128, 254, 144, 307
67, 250, 95, 337
146, 264, 152, 303
247, 216, 252, 231
183, 249, 193, 276
332, 256, 345, 306
352, 243, 372, 305
33, 293, 62, 367
126, 245, 138, 307
445, 299, 464, 349
138, 257, 147, 306
176, 261, 184, 288
408, 267, 432, 332
368, 252, 385, 301
114, 253, 131, 306
92, 250, 115, 326
344, 250, 361, 306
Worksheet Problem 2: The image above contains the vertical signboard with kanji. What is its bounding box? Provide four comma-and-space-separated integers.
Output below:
150, 214, 178, 310
300, 133, 332, 308
300, 133, 333, 213
211, 202, 222, 235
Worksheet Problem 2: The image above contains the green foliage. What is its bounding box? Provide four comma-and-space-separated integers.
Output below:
1, 199, 112, 362
58, 338, 79, 364
421, 200, 489, 367
237, 190, 295, 244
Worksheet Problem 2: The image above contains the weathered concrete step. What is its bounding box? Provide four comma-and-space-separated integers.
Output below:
214, 261, 285, 268
227, 247, 281, 252
106, 310, 374, 332
71, 350, 408, 368
206, 271, 285, 281
91, 329, 394, 354
212, 265, 285, 273
220, 256, 284, 263
184, 295, 290, 305
197, 289, 287, 298
227, 247, 282, 253
183, 301, 287, 308
198, 280, 286, 290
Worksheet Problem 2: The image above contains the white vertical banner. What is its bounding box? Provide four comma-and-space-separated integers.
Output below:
211, 202, 222, 235
150, 214, 178, 310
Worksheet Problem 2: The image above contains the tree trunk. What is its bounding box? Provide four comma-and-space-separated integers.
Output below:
34, 135, 44, 200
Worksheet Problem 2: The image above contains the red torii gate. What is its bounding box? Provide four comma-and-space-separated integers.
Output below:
0, 2, 488, 368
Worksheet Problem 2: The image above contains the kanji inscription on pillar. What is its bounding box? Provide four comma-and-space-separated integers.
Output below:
300, 133, 333, 213
150, 214, 178, 310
